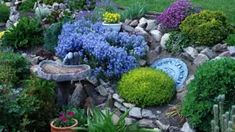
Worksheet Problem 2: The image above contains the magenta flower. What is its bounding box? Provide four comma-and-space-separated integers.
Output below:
67, 111, 75, 117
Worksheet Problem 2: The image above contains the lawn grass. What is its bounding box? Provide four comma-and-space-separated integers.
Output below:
114, 0, 235, 24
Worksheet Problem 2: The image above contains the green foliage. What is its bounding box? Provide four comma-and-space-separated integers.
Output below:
180, 10, 232, 46
68, 0, 96, 11
43, 22, 62, 52
120, 2, 147, 21
0, 3, 10, 23
166, 31, 191, 54
225, 34, 235, 46
43, 0, 63, 5
19, 0, 37, 12
45, 9, 72, 24
118, 67, 175, 107
182, 57, 235, 131
0, 52, 29, 86
2, 17, 43, 49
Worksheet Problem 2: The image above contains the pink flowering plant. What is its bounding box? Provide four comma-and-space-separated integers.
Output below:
53, 111, 76, 127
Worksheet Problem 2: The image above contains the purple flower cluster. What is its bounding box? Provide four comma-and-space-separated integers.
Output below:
56, 20, 148, 78
157, 0, 192, 29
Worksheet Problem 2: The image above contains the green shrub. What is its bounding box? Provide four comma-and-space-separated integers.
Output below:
182, 57, 235, 131
0, 52, 29, 86
118, 67, 175, 107
68, 0, 95, 11
166, 31, 191, 54
2, 17, 43, 49
225, 34, 235, 46
43, 22, 62, 52
43, 0, 63, 5
19, 0, 37, 12
180, 10, 232, 46
0, 3, 10, 23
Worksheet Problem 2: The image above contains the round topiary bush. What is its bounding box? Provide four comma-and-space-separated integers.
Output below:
0, 3, 10, 23
180, 10, 232, 46
182, 57, 235, 132
118, 67, 175, 107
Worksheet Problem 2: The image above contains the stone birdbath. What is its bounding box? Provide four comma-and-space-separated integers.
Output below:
36, 60, 91, 105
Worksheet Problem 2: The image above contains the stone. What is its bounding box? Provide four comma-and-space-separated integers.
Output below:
186, 75, 194, 86
183, 47, 198, 59
212, 43, 227, 52
219, 51, 231, 57
150, 30, 162, 42
139, 59, 147, 66
30, 65, 39, 74
129, 107, 142, 118
160, 33, 170, 49
155, 120, 169, 131
96, 85, 108, 96
135, 26, 148, 35
122, 24, 134, 32
147, 50, 159, 65
138, 119, 155, 128
125, 117, 136, 125
180, 52, 194, 62
114, 102, 127, 112
193, 53, 209, 66
200, 48, 216, 59
69, 83, 87, 107
112, 113, 120, 125
123, 102, 135, 108
124, 19, 132, 25
151, 58, 188, 89
59, 3, 66, 9
87, 75, 98, 86
137, 17, 148, 28
176, 88, 187, 101
32, 56, 40, 65
52, 2, 60, 10
112, 93, 124, 103
129, 20, 138, 27
228, 46, 235, 56
146, 20, 156, 31
142, 109, 156, 119
181, 122, 195, 132
195, 46, 207, 52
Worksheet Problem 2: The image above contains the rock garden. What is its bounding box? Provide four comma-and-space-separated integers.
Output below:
0, 0, 235, 132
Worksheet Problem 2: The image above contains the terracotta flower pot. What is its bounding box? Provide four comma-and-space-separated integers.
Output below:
102, 22, 122, 32
50, 119, 78, 132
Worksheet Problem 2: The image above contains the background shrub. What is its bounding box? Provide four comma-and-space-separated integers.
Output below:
43, 22, 62, 52
166, 31, 191, 54
0, 3, 10, 23
0, 52, 29, 86
2, 17, 43, 49
225, 34, 235, 46
180, 10, 232, 46
68, 0, 96, 11
182, 57, 235, 131
19, 0, 37, 12
157, 0, 192, 29
118, 67, 175, 107
43, 0, 63, 5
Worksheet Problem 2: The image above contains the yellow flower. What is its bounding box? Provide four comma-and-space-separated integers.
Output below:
103, 12, 121, 24
0, 31, 5, 39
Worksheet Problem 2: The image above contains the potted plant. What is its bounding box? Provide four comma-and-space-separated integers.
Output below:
50, 111, 78, 132
102, 12, 121, 32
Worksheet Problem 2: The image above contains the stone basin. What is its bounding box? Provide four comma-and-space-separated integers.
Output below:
37, 60, 91, 82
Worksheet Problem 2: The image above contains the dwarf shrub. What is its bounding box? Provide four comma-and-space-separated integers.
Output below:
118, 67, 175, 107
2, 17, 43, 49
182, 57, 235, 131
43, 0, 63, 5
0, 3, 10, 23
180, 10, 232, 46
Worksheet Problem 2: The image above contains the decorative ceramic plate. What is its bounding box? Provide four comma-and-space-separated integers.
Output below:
151, 58, 188, 89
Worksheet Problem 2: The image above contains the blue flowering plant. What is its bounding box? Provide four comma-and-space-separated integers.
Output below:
157, 0, 193, 29
56, 20, 148, 79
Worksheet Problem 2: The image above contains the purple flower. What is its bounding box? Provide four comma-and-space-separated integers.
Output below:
157, 0, 192, 29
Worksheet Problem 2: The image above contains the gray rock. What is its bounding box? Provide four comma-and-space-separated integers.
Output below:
129, 107, 142, 118
96, 85, 108, 96
122, 24, 134, 32
147, 50, 159, 65
142, 109, 156, 119
193, 53, 209, 66
112, 113, 120, 125
212, 43, 227, 52
181, 122, 195, 132
139, 59, 147, 66
87, 75, 98, 86
228, 46, 235, 56
180, 52, 194, 62
150, 30, 162, 42
195, 46, 207, 52
184, 47, 198, 59
123, 102, 135, 108
124, 19, 132, 25
135, 26, 148, 35
200, 48, 216, 59
129, 20, 138, 27
112, 93, 124, 103
186, 75, 194, 86
138, 119, 155, 128
59, 3, 66, 9
176, 88, 187, 101
114, 102, 127, 112
138, 17, 148, 28
219, 51, 231, 57
52, 2, 59, 10
160, 33, 170, 49
146, 20, 156, 31
155, 120, 169, 131
69, 83, 87, 107
32, 56, 40, 65
125, 117, 136, 125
